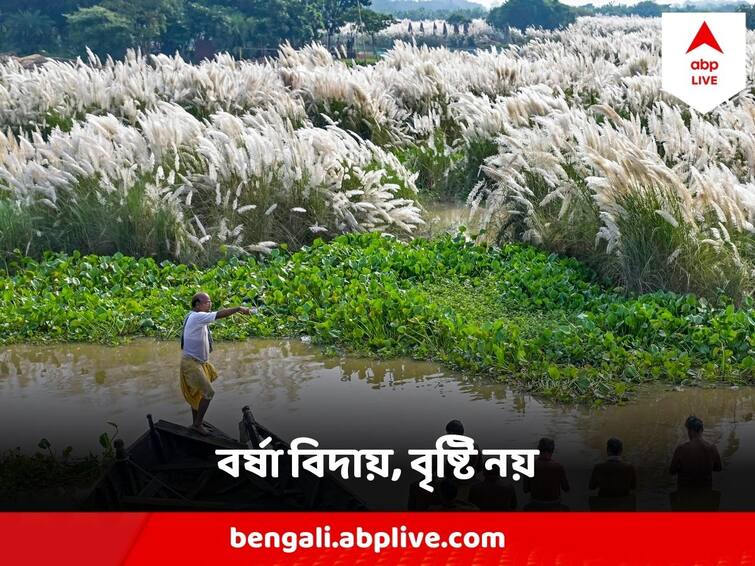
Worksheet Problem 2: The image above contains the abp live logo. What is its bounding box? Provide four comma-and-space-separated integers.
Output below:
662, 13, 746, 113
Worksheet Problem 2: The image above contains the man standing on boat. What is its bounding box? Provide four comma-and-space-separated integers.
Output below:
180, 292, 254, 435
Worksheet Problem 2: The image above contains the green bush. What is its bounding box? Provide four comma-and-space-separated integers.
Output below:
609, 188, 748, 299
0, 200, 36, 259
490, 176, 751, 301
15, 177, 186, 262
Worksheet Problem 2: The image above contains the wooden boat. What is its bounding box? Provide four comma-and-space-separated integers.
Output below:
84, 406, 367, 510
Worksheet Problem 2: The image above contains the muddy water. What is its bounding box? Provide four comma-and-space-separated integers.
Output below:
421, 201, 483, 236
2, 339, 755, 510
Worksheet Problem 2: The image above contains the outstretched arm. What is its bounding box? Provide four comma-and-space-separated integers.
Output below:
216, 306, 253, 319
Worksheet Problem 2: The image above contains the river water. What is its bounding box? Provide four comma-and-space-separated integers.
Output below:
420, 201, 483, 238
2, 338, 754, 510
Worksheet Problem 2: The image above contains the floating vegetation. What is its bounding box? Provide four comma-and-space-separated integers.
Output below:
2, 234, 754, 402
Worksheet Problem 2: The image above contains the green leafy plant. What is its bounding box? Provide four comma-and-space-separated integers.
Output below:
3, 234, 755, 403
98, 422, 120, 459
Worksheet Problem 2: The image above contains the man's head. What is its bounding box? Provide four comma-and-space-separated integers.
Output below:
445, 419, 464, 435
685, 415, 704, 439
192, 292, 212, 312
607, 437, 623, 457
537, 437, 555, 456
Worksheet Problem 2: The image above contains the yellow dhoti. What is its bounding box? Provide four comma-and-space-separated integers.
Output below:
180, 356, 218, 410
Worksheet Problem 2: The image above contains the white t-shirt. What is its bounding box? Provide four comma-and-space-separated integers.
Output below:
182, 311, 217, 362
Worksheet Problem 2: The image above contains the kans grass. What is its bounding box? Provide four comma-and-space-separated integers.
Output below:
1, 16, 755, 406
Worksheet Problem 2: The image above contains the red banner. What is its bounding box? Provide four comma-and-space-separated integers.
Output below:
3, 512, 755, 565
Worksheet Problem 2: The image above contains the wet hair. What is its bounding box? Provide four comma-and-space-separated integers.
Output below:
607, 437, 623, 456
445, 420, 465, 435
191, 292, 207, 308
439, 479, 458, 501
537, 437, 555, 454
685, 415, 704, 434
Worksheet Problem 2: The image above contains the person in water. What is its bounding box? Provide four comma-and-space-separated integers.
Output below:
445, 419, 483, 472
523, 437, 570, 510
469, 458, 518, 510
180, 291, 253, 434
669, 415, 723, 511
589, 437, 637, 498
670, 415, 722, 489
443, 419, 483, 501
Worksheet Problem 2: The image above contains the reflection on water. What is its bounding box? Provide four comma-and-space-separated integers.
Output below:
2, 339, 755, 510
421, 201, 483, 237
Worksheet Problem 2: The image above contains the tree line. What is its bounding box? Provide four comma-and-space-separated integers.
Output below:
0, 0, 394, 59
487, 0, 755, 33
2, 0, 755, 60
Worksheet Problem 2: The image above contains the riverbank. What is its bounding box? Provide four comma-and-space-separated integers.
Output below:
2, 233, 754, 403
2, 338, 753, 510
